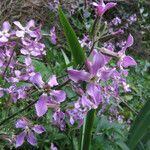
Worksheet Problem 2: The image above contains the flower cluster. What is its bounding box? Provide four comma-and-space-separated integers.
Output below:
0, 0, 137, 148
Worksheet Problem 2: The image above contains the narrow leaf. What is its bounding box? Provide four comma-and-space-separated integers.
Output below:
80, 109, 96, 150
58, 7, 85, 66
127, 100, 150, 149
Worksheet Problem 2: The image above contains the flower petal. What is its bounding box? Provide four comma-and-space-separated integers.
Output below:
27, 131, 37, 146
48, 75, 58, 87
105, 2, 117, 13
14, 21, 24, 30
68, 69, 90, 82
87, 83, 102, 107
16, 119, 28, 129
32, 125, 45, 134
0, 36, 8, 42
51, 90, 66, 102
30, 72, 44, 88
125, 34, 134, 48
35, 94, 48, 117
16, 131, 26, 148
122, 56, 137, 68
91, 50, 105, 75
26, 20, 35, 29
2, 21, 11, 32
16, 30, 25, 38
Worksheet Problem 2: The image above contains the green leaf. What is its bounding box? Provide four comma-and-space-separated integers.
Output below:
58, 7, 85, 66
80, 109, 96, 150
127, 100, 150, 149
61, 49, 73, 70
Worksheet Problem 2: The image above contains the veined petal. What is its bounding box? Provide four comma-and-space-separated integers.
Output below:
87, 83, 102, 107
91, 51, 105, 75
104, 2, 117, 13
121, 56, 137, 68
30, 72, 45, 88
16, 131, 26, 148
48, 75, 58, 87
68, 69, 90, 82
32, 125, 45, 134
35, 94, 48, 117
26, 20, 35, 29
100, 68, 115, 81
27, 131, 37, 146
14, 21, 25, 30
0, 36, 8, 42
125, 34, 134, 48
16, 119, 28, 129
2, 21, 11, 32
16, 30, 25, 38
51, 90, 66, 103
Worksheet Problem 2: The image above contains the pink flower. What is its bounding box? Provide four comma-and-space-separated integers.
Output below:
93, 0, 117, 16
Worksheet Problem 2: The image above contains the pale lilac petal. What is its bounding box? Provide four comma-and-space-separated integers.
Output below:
104, 2, 117, 13
27, 131, 37, 146
16, 119, 28, 129
48, 75, 58, 87
20, 48, 29, 55
91, 51, 105, 75
68, 69, 90, 82
100, 68, 115, 81
2, 21, 11, 32
51, 143, 58, 150
51, 90, 66, 102
125, 34, 134, 48
85, 60, 92, 74
30, 73, 44, 88
16, 30, 25, 38
26, 20, 35, 29
0, 36, 8, 42
14, 21, 24, 30
32, 125, 45, 134
87, 83, 102, 107
92, 2, 98, 6
122, 56, 137, 68
16, 131, 26, 148
35, 94, 48, 117
81, 95, 93, 109
25, 56, 32, 66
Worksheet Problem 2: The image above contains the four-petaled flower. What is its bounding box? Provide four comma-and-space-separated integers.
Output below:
15, 118, 45, 147
93, 0, 117, 16
30, 73, 66, 117
68, 50, 114, 83
0, 21, 11, 42
14, 20, 37, 38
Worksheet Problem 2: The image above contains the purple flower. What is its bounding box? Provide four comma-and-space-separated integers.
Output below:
68, 50, 110, 83
15, 118, 45, 147
117, 34, 137, 68
93, 0, 117, 16
51, 143, 58, 150
14, 20, 37, 38
50, 27, 57, 45
67, 83, 102, 125
0, 21, 11, 42
111, 17, 122, 26
30, 73, 66, 117
52, 111, 66, 130
21, 38, 46, 56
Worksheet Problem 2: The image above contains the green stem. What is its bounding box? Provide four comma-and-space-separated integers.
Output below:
80, 109, 96, 150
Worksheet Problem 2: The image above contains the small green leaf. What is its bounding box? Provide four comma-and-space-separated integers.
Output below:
127, 100, 150, 149
58, 7, 85, 66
